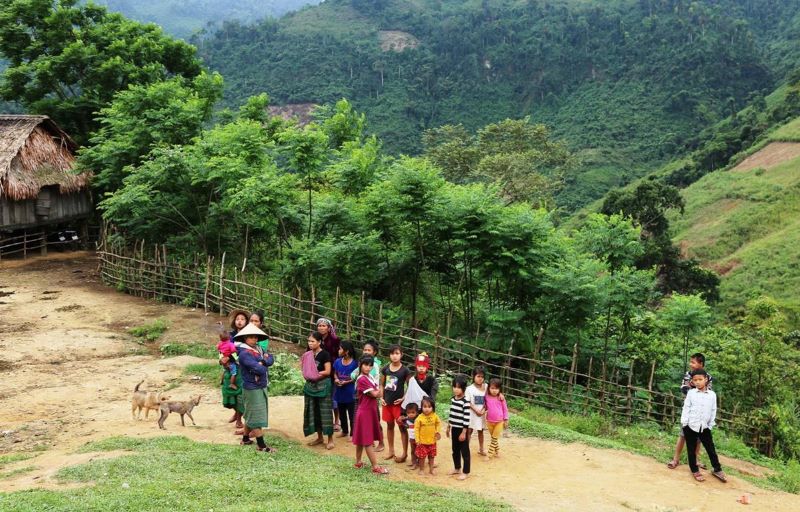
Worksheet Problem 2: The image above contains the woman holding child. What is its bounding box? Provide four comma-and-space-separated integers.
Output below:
303, 331, 335, 449
235, 323, 276, 453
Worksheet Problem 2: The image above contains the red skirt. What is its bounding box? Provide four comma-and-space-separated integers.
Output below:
352, 394, 382, 446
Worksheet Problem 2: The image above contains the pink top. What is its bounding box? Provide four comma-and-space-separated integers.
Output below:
485, 394, 508, 423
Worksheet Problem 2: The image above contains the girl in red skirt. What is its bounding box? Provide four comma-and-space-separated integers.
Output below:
352, 355, 389, 475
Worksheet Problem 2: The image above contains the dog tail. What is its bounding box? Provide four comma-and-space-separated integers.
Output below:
134, 379, 144, 392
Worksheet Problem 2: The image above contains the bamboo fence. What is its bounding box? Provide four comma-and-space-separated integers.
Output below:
96, 237, 772, 454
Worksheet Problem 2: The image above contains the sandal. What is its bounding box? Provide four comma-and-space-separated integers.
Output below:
240, 439, 254, 446
372, 466, 389, 475
307, 439, 324, 447
354, 461, 365, 469
256, 446, 276, 453
712, 471, 727, 483
666, 460, 679, 469
698, 462, 707, 470
692, 471, 705, 482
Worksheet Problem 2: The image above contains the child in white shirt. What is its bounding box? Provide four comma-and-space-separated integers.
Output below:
680, 369, 727, 483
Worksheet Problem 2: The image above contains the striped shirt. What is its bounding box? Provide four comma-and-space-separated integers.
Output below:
449, 395, 471, 428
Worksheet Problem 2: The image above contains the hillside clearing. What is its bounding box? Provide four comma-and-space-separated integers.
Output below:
731, 142, 800, 173
1, 254, 799, 511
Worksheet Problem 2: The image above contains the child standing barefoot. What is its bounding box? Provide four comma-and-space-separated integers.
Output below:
414, 397, 441, 476
352, 356, 389, 475
485, 378, 509, 458
399, 403, 420, 469
447, 375, 472, 480
465, 367, 487, 456
380, 344, 411, 462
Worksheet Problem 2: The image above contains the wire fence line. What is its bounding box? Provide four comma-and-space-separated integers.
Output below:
96, 236, 773, 454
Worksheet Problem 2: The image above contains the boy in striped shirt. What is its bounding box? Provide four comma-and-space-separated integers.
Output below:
447, 375, 471, 480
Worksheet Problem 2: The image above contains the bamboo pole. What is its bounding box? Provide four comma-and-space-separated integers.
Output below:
646, 361, 656, 420
346, 298, 352, 340
626, 361, 634, 423
584, 356, 594, 413
219, 252, 226, 315
360, 291, 366, 341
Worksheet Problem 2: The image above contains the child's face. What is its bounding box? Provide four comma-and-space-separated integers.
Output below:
317, 322, 330, 336
249, 314, 262, 327
234, 314, 247, 330
360, 362, 373, 375
453, 385, 464, 398
421, 402, 433, 414
363, 345, 375, 357
406, 408, 418, 420
415, 365, 427, 375
308, 335, 320, 350
474, 373, 485, 386
221, 355, 230, 365
689, 358, 704, 371
489, 385, 500, 396
692, 374, 708, 390
389, 350, 402, 363
338, 346, 345, 357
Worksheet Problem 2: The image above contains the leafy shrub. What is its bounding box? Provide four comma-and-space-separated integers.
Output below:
269, 353, 304, 396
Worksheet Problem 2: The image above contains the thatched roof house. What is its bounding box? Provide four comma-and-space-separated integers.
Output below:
0, 115, 92, 232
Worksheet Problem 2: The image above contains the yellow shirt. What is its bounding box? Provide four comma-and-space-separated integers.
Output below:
414, 412, 441, 445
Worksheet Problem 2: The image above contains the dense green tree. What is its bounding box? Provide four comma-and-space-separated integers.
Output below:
0, 0, 201, 143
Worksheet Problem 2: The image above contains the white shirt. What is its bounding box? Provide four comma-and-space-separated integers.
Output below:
681, 388, 717, 432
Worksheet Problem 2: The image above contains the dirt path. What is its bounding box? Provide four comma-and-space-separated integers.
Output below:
1, 253, 800, 511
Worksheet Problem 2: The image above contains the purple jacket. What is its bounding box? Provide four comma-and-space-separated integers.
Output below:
237, 344, 274, 390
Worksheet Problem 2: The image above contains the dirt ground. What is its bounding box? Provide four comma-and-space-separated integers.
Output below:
1, 253, 800, 511
730, 142, 800, 173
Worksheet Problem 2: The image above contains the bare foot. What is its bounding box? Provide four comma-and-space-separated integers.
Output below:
307, 438, 324, 447
478, 450, 487, 456
417, 469, 425, 476
457, 473, 467, 480
429, 469, 436, 476
407, 460, 416, 467
394, 455, 407, 463
448, 469, 461, 475
336, 432, 348, 438
374, 444, 385, 453
326, 442, 335, 450
383, 453, 396, 460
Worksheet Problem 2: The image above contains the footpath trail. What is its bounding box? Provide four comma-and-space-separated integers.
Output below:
1, 253, 799, 512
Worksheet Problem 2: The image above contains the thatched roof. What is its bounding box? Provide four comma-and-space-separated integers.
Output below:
0, 115, 90, 201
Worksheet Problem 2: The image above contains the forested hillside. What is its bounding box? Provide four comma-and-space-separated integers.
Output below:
93, 0, 321, 38
195, 0, 800, 210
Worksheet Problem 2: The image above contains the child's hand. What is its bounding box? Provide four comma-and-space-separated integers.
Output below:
229, 384, 238, 390
458, 431, 466, 442
380, 398, 387, 406
393, 398, 403, 405
504, 420, 509, 429
435, 432, 441, 441
477, 409, 485, 416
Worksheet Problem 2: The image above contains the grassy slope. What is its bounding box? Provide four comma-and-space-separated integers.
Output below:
0, 436, 506, 511
670, 116, 800, 317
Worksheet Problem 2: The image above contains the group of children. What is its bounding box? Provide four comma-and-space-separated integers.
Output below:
215, 312, 728, 483
341, 342, 509, 477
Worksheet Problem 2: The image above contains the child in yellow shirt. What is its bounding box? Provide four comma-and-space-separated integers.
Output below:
413, 396, 441, 476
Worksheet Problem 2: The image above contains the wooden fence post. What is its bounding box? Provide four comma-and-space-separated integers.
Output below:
378, 303, 384, 345
218, 252, 226, 315
360, 291, 366, 341
203, 256, 211, 312
584, 356, 593, 413
626, 361, 634, 423
346, 298, 352, 340
646, 361, 656, 420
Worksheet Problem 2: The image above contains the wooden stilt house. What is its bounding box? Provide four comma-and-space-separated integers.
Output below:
0, 115, 92, 255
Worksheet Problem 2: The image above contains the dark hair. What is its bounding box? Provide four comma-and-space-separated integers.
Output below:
340, 340, 357, 360
363, 339, 379, 354
420, 396, 435, 412
405, 402, 419, 413
472, 366, 486, 378
388, 344, 402, 354
689, 369, 709, 378
230, 310, 250, 330
359, 355, 375, 369
452, 375, 468, 391
250, 309, 265, 325
488, 377, 502, 390
690, 353, 706, 366
309, 331, 324, 343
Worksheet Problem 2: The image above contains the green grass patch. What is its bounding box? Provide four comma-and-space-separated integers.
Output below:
0, 465, 38, 480
182, 362, 220, 383
0, 436, 508, 511
128, 318, 169, 342
159, 342, 216, 358
0, 453, 35, 468
769, 117, 800, 142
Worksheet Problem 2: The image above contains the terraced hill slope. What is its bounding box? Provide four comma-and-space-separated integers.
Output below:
671, 118, 800, 319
